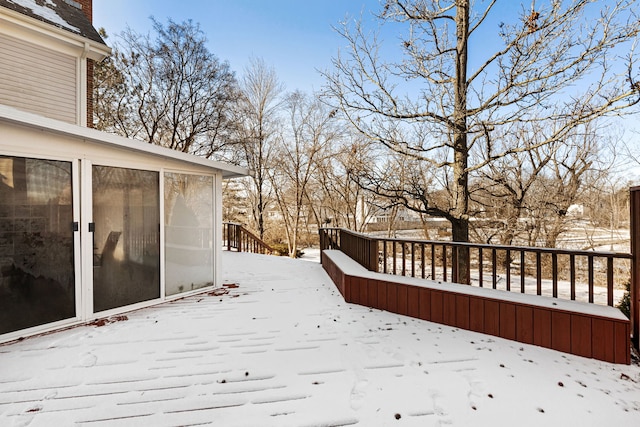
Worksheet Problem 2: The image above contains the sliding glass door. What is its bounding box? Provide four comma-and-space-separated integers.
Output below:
0, 158, 213, 336
0, 156, 76, 334
91, 165, 160, 313
164, 173, 214, 295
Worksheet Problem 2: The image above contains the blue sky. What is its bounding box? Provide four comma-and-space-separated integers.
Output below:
93, 0, 384, 93
91, 1, 545, 94
92, 1, 639, 179
91, 1, 632, 96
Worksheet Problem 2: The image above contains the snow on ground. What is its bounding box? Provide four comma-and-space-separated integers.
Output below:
0, 251, 639, 426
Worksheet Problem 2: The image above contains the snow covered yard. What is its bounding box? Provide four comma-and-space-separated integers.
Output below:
0, 251, 639, 426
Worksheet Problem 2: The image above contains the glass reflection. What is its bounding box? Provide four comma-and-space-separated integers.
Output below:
164, 173, 213, 295
92, 166, 159, 312
0, 156, 75, 334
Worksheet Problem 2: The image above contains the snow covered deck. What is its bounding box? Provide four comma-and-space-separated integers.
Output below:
1, 251, 639, 426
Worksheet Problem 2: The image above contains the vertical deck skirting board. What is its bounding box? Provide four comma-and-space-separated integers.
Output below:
322, 250, 630, 364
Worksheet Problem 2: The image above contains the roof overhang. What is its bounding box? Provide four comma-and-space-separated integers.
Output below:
0, 4, 111, 61
0, 104, 249, 178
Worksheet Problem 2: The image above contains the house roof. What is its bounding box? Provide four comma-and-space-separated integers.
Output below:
0, 0, 105, 45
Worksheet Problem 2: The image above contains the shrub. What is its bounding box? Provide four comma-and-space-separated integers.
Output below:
270, 243, 304, 258
617, 281, 630, 319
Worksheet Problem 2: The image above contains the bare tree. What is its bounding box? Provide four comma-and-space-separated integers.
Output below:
234, 58, 285, 239
93, 29, 136, 135
351, 148, 435, 236
622, 126, 640, 185
94, 19, 238, 158
582, 174, 630, 251
532, 127, 602, 248
474, 121, 608, 247
268, 91, 337, 256
323, 0, 640, 278
221, 179, 249, 223
311, 133, 380, 231
472, 122, 557, 245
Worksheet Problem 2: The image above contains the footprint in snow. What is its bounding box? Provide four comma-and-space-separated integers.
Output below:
350, 378, 369, 410
464, 374, 483, 407
80, 352, 97, 367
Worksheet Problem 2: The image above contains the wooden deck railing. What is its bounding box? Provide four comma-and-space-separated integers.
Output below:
320, 227, 379, 272
319, 227, 632, 308
223, 222, 274, 255
630, 186, 640, 350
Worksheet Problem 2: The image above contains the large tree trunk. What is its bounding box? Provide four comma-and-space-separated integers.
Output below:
452, 0, 470, 283
257, 190, 264, 239
451, 217, 470, 284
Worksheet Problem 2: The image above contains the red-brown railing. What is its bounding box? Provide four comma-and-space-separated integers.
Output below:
223, 222, 273, 255
319, 227, 632, 308
630, 186, 640, 350
320, 227, 379, 272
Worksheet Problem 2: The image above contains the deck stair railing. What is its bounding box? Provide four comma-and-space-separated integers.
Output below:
223, 222, 274, 255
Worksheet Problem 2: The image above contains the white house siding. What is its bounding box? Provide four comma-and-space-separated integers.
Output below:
0, 32, 76, 124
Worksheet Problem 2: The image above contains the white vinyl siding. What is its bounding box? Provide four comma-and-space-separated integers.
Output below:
0, 33, 76, 124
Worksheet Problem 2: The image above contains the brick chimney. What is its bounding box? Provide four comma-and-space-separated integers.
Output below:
76, 0, 93, 22
73, 0, 95, 126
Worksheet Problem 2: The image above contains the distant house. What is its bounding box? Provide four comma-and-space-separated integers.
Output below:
0, 0, 247, 342
356, 196, 424, 232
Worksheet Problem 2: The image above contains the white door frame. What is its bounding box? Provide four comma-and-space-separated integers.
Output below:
71, 158, 83, 322
80, 158, 94, 319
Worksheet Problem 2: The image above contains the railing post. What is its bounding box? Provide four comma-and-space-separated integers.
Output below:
452, 246, 458, 283
319, 228, 327, 265
369, 237, 378, 273
225, 223, 230, 251
630, 186, 640, 351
